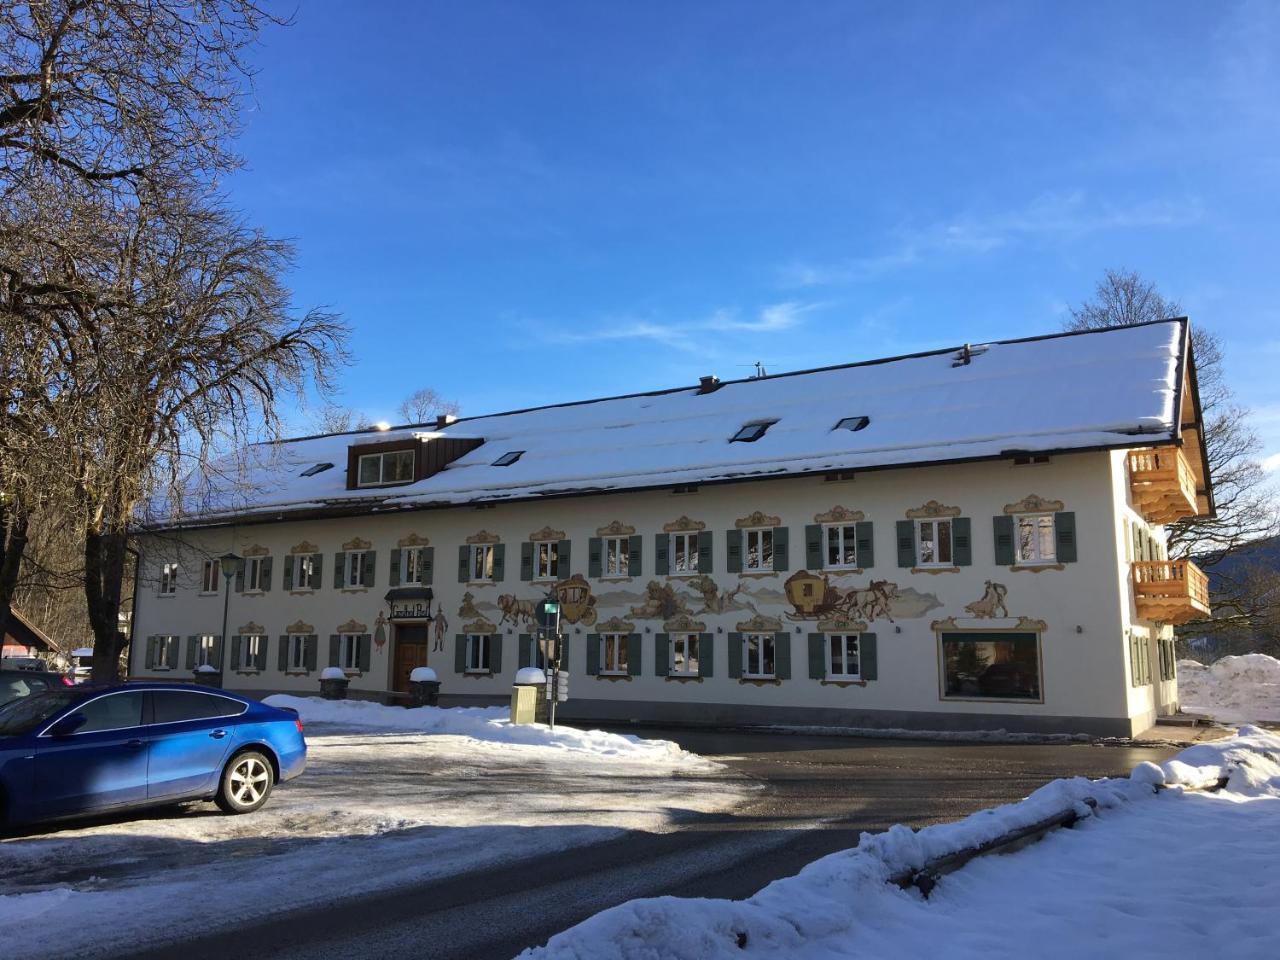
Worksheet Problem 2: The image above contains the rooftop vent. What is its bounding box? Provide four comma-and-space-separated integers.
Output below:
951, 343, 990, 367
436, 414, 459, 429
835, 416, 871, 432
697, 375, 721, 394
731, 420, 776, 443
300, 462, 334, 477
492, 451, 524, 466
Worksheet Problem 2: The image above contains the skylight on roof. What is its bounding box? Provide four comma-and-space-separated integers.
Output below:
300, 462, 334, 477
730, 421, 776, 443
834, 416, 871, 432
492, 451, 525, 466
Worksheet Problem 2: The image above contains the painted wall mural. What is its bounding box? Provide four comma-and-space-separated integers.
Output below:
781, 570, 941, 622
964, 581, 1010, 619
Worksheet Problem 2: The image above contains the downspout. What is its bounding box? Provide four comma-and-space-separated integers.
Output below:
125, 542, 142, 677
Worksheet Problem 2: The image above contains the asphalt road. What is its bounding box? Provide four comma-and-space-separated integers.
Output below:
124, 729, 1176, 960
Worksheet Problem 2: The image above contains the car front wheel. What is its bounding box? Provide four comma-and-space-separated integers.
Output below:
216, 750, 274, 814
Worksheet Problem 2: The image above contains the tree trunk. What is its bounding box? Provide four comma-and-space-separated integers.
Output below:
0, 501, 31, 642
84, 525, 128, 683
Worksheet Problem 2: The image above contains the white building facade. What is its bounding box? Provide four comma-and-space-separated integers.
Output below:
129, 320, 1213, 737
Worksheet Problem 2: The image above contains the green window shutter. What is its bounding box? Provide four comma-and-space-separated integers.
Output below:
283, 555, 295, 591
520, 542, 534, 581
518, 633, 532, 669
260, 556, 273, 592
586, 634, 600, 676
490, 634, 504, 675
186, 636, 198, 670
588, 538, 602, 578
808, 633, 826, 679
421, 546, 434, 584
993, 515, 1016, 566
362, 551, 376, 588
773, 526, 790, 572
774, 632, 791, 680
557, 539, 572, 577
628, 634, 642, 676
654, 534, 670, 575
277, 635, 289, 672
144, 636, 155, 670
458, 545, 470, 582
256, 637, 269, 671
230, 635, 242, 670
390, 548, 401, 586
558, 635, 570, 669
953, 517, 972, 566
1054, 512, 1078, 563
654, 633, 670, 677
234, 565, 245, 593
334, 553, 346, 589
211, 636, 223, 668
492, 543, 506, 581
305, 635, 318, 672
358, 634, 372, 672
311, 553, 323, 589
455, 635, 467, 674
855, 521, 874, 569
698, 633, 714, 678
697, 531, 713, 573
896, 520, 916, 567
628, 535, 643, 576
804, 524, 823, 570
726, 528, 743, 573
329, 634, 340, 667
861, 633, 878, 681
727, 632, 743, 679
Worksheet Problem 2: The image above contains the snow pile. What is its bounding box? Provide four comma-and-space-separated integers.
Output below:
1178, 654, 1280, 723
520, 727, 1280, 960
264, 694, 699, 763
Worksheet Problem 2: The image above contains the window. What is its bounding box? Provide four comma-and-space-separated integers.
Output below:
240, 635, 263, 672
1015, 514, 1056, 564
245, 556, 264, 592
600, 634, 629, 675
287, 634, 307, 672
730, 421, 776, 443
743, 634, 776, 679
1013, 454, 1050, 466
300, 462, 334, 477
465, 634, 491, 673
345, 550, 367, 588
603, 537, 629, 577
671, 634, 699, 676
196, 635, 217, 668
201, 558, 222, 594
73, 692, 145, 734
834, 416, 870, 432
672, 532, 699, 574
339, 634, 362, 671
828, 634, 860, 679
356, 449, 415, 487
154, 635, 176, 670
160, 563, 178, 595
470, 544, 495, 582
152, 691, 245, 724
492, 451, 524, 466
941, 633, 1041, 700
825, 525, 859, 569
917, 519, 953, 567
534, 541, 559, 580
744, 528, 773, 572
403, 547, 425, 584
524, 635, 550, 670
297, 553, 321, 590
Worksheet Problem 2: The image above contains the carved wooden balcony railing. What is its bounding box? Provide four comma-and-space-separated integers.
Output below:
1132, 559, 1210, 625
1128, 447, 1200, 525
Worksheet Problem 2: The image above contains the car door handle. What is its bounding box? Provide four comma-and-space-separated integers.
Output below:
126, 739, 145, 749
210, 729, 227, 739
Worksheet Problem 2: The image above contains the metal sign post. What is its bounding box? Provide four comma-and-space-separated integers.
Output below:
539, 596, 563, 730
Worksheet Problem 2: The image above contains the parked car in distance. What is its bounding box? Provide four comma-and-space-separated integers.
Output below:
0, 657, 48, 672
0, 683, 306, 829
0, 669, 74, 708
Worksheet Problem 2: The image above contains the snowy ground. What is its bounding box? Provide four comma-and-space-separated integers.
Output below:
0, 699, 749, 959
521, 726, 1280, 960
1178, 654, 1280, 723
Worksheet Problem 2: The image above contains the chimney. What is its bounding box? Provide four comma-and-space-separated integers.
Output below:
697, 375, 721, 395
435, 414, 458, 430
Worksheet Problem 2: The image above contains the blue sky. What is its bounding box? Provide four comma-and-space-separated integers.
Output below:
230, 1, 1280, 468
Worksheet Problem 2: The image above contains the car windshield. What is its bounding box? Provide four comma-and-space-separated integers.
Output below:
0, 689, 81, 737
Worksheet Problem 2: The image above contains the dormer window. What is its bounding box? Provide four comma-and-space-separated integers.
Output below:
834, 416, 870, 432
357, 449, 415, 487
492, 451, 524, 466
301, 462, 334, 477
731, 421, 776, 443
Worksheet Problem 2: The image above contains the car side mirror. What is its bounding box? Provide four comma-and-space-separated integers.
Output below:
49, 713, 87, 737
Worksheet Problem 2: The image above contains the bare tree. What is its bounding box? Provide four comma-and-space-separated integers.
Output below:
397, 388, 460, 425
1066, 269, 1280, 629
312, 405, 374, 434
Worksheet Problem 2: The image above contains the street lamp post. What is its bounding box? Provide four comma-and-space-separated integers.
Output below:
218, 552, 244, 684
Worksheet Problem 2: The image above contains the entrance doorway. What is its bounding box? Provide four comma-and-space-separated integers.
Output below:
392, 624, 430, 694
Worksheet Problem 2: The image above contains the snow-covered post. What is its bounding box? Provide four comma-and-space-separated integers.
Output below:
319, 666, 349, 700
193, 663, 222, 688
408, 666, 440, 707
511, 667, 548, 724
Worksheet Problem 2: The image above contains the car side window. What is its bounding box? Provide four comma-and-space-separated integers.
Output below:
1, 676, 37, 701
76, 692, 145, 733
151, 691, 246, 724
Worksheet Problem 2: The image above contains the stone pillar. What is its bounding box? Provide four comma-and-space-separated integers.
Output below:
319, 666, 349, 700
408, 666, 441, 707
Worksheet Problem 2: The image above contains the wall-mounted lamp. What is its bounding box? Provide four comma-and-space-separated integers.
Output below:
717, 626, 724, 634
1075, 625, 1084, 634
895, 625, 902, 634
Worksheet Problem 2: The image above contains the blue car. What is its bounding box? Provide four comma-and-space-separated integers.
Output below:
0, 682, 306, 828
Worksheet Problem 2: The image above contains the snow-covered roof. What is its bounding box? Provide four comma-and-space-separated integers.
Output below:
159, 319, 1195, 528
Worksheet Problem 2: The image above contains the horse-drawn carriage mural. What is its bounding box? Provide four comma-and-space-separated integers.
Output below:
783, 570, 941, 622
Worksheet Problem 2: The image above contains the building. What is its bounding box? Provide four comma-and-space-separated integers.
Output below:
2, 609, 55, 662
129, 319, 1214, 736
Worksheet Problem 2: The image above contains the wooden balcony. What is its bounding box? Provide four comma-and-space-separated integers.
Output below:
1128, 447, 1200, 524
1132, 560, 1210, 624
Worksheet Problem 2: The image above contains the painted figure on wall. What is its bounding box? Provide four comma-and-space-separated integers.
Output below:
629, 580, 691, 620
964, 581, 1010, 619
686, 575, 750, 615
433, 604, 448, 652
497, 594, 537, 627
784, 570, 939, 622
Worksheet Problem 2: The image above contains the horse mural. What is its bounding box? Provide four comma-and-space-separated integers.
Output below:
839, 580, 900, 622
497, 594, 537, 627
964, 581, 1010, 619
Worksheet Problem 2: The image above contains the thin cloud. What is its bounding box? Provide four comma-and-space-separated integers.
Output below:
545, 301, 822, 352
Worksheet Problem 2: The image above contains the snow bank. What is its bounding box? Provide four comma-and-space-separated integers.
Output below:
264, 695, 695, 762
520, 727, 1280, 960
1178, 654, 1280, 723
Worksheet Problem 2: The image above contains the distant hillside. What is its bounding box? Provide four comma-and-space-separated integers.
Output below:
1200, 535, 1280, 593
